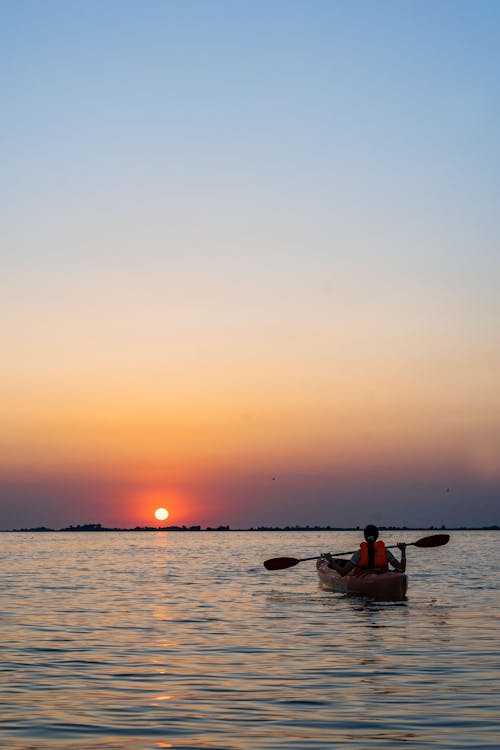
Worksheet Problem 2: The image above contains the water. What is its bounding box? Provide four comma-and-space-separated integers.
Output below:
0, 530, 498, 749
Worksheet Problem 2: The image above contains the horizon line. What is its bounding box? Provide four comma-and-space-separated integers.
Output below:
2, 523, 499, 533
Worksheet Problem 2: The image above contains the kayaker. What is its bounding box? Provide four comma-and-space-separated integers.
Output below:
325, 524, 406, 576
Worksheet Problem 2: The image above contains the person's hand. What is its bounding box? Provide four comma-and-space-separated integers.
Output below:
397, 542, 406, 553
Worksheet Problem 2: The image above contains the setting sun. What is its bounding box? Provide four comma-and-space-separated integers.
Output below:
154, 507, 169, 522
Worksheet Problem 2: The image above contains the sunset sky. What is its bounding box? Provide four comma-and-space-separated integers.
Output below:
2, 1, 499, 529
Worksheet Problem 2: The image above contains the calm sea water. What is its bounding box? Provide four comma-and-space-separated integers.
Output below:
0, 530, 498, 750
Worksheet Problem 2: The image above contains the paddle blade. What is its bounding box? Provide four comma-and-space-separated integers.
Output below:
414, 533, 450, 548
263, 556, 300, 570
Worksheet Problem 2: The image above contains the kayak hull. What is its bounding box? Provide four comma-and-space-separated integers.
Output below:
317, 558, 407, 601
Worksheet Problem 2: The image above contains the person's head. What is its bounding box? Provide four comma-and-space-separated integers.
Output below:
363, 524, 379, 542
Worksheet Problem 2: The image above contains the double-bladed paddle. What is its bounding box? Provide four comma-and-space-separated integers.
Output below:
263, 533, 450, 570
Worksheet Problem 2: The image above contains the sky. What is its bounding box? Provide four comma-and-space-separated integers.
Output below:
1, 0, 499, 530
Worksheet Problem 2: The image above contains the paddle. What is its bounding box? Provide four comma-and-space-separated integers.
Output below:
263, 533, 450, 570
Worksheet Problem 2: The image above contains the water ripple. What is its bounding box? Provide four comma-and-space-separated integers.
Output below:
0, 530, 498, 749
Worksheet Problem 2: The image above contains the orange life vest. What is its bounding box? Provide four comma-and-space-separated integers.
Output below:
358, 540, 388, 569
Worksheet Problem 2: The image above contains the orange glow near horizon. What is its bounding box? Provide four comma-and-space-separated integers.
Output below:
121, 487, 204, 528
2, 393, 499, 484
2, 326, 500, 530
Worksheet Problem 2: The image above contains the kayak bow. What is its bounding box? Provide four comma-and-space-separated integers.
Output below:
317, 557, 408, 601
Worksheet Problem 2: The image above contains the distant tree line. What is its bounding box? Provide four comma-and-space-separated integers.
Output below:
3, 523, 499, 533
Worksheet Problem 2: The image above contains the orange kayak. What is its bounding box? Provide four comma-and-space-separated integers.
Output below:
316, 557, 407, 601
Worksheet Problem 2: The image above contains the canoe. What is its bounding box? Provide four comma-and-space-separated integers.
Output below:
316, 557, 407, 601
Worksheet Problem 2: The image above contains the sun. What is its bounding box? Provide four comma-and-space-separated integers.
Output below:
154, 507, 169, 522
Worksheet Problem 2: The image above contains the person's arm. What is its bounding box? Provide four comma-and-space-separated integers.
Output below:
328, 559, 355, 576
325, 549, 360, 576
387, 543, 406, 572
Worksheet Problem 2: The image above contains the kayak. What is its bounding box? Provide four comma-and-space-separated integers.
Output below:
316, 557, 407, 601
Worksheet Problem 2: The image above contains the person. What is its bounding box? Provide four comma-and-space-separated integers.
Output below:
325, 524, 406, 576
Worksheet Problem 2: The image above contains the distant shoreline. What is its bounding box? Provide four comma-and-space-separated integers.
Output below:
1, 523, 498, 533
